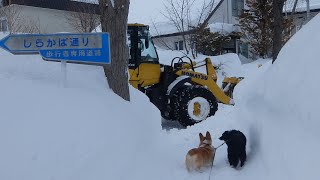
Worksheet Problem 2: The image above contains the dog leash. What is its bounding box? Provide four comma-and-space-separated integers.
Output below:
214, 142, 226, 150
208, 142, 226, 180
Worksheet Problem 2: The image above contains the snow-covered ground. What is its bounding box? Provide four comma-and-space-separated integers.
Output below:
0, 32, 162, 180
234, 13, 320, 180
0, 13, 320, 180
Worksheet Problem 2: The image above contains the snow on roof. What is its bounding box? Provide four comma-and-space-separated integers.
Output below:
150, 21, 180, 36
209, 23, 241, 34
71, 0, 98, 4
151, 21, 240, 37
4, 0, 99, 13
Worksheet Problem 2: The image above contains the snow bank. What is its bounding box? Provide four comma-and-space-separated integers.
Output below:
0, 32, 161, 180
157, 49, 242, 75
235, 13, 320, 179
157, 49, 242, 85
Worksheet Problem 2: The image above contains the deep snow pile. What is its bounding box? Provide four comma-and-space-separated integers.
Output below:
0, 32, 161, 180
234, 13, 320, 179
157, 48, 242, 75
138, 13, 320, 180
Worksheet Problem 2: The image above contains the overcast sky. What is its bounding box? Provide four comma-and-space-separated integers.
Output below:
73, 0, 166, 24
75, 0, 320, 25
128, 0, 220, 25
128, 0, 166, 24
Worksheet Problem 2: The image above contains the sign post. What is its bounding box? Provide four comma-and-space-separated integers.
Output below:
61, 59, 67, 87
0, 33, 111, 65
0, 33, 111, 87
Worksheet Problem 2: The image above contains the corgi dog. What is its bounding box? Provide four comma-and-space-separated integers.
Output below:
185, 131, 215, 172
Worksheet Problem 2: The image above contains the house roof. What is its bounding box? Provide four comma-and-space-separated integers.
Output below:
152, 0, 224, 37
3, 0, 100, 14
209, 0, 224, 19
152, 22, 239, 39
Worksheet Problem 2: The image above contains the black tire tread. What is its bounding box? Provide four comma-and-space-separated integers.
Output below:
171, 85, 218, 126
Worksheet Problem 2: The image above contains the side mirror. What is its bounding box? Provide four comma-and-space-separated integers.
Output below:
145, 38, 149, 49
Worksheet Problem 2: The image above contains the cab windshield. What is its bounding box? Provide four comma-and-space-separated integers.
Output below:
140, 32, 158, 62
128, 25, 159, 66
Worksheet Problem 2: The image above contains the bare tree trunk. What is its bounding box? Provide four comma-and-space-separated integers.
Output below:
99, 0, 130, 101
272, 0, 285, 63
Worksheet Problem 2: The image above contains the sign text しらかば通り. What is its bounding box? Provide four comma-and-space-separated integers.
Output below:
0, 33, 111, 65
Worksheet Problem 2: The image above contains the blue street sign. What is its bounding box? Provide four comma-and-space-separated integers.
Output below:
0, 33, 111, 65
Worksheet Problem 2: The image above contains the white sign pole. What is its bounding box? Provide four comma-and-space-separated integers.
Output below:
61, 60, 67, 87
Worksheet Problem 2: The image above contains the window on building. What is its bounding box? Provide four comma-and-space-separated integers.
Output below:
175, 42, 179, 50
239, 41, 249, 58
178, 41, 183, 50
0, 19, 8, 32
232, 0, 244, 17
174, 40, 184, 50
3, 0, 10, 6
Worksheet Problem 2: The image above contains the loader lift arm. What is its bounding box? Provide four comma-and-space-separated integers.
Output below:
127, 23, 242, 127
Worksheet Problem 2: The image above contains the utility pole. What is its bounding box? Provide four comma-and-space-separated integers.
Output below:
306, 0, 310, 21
292, 0, 298, 14
272, 0, 286, 63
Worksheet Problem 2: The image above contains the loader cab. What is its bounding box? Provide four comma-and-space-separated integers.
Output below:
127, 24, 159, 69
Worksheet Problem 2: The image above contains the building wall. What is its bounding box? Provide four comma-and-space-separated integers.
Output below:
153, 35, 188, 51
209, 0, 230, 24
2, 4, 81, 33
208, 0, 242, 25
152, 0, 246, 55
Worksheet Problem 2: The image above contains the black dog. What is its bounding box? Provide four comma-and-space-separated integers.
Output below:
219, 130, 247, 168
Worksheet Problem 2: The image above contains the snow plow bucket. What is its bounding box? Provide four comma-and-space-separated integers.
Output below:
222, 77, 244, 99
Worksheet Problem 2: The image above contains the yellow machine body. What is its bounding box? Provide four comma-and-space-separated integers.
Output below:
129, 63, 161, 89
127, 23, 243, 126
129, 57, 240, 105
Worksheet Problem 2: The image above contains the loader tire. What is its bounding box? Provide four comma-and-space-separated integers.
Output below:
172, 85, 218, 126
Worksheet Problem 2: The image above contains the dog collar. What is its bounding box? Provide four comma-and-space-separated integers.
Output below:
200, 140, 211, 147
203, 140, 210, 144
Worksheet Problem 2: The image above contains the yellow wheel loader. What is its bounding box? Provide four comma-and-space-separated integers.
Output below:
127, 24, 243, 126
